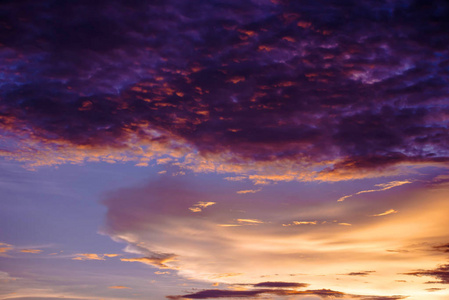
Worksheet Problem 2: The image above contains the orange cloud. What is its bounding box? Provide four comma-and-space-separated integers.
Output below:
282, 221, 317, 226
237, 219, 264, 225
121, 255, 177, 269
108, 285, 131, 289
103, 253, 119, 257
155, 271, 171, 275
0, 242, 13, 254
227, 76, 245, 84
72, 253, 119, 260
211, 273, 243, 279
72, 253, 105, 261
297, 21, 312, 28
189, 201, 216, 213
20, 249, 43, 254
337, 180, 412, 202
236, 189, 261, 194
372, 209, 398, 217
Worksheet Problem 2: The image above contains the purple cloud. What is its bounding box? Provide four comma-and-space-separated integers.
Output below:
166, 288, 347, 299
404, 264, 449, 284
343, 271, 376, 277
253, 281, 309, 288
166, 287, 407, 299
1, 0, 448, 178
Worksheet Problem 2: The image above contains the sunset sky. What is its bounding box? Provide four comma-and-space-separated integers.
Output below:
1, 0, 449, 299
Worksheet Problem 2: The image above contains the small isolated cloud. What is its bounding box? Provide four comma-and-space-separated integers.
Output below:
224, 176, 247, 182
72, 253, 118, 261
103, 253, 119, 258
0, 242, 13, 254
20, 249, 43, 254
218, 219, 265, 227
211, 273, 243, 279
236, 189, 262, 194
0, 271, 17, 283
253, 281, 309, 288
372, 209, 398, 217
108, 285, 131, 289
282, 221, 317, 226
72, 253, 105, 261
343, 271, 376, 276
338, 223, 352, 226
155, 271, 171, 275
404, 264, 449, 284
121, 254, 177, 269
189, 201, 216, 213
337, 180, 411, 202
236, 219, 264, 225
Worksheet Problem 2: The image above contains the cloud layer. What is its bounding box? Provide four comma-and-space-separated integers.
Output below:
100, 174, 449, 298
1, 0, 449, 179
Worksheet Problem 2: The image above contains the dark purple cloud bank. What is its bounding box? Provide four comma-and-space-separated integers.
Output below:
1, 0, 449, 172
166, 287, 407, 299
166, 288, 346, 299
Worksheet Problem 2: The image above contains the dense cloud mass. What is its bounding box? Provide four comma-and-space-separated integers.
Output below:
1, 0, 448, 177
166, 288, 347, 299
166, 287, 407, 299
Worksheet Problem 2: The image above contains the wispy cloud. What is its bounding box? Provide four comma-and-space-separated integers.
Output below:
189, 201, 216, 213
101, 175, 449, 298
121, 255, 177, 269
155, 271, 171, 275
0, 242, 13, 255
20, 249, 43, 254
337, 180, 411, 202
342, 271, 376, 276
108, 285, 131, 289
372, 209, 398, 217
72, 253, 105, 261
72, 253, 119, 261
236, 189, 262, 194
210, 273, 243, 279
282, 221, 317, 226
253, 281, 309, 288
236, 219, 264, 225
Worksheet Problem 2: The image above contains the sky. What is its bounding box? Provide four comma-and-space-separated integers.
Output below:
1, 0, 449, 299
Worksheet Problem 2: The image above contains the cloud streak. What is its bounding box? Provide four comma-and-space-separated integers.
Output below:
72, 253, 118, 261
372, 209, 398, 217
337, 181, 411, 202
121, 254, 177, 269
